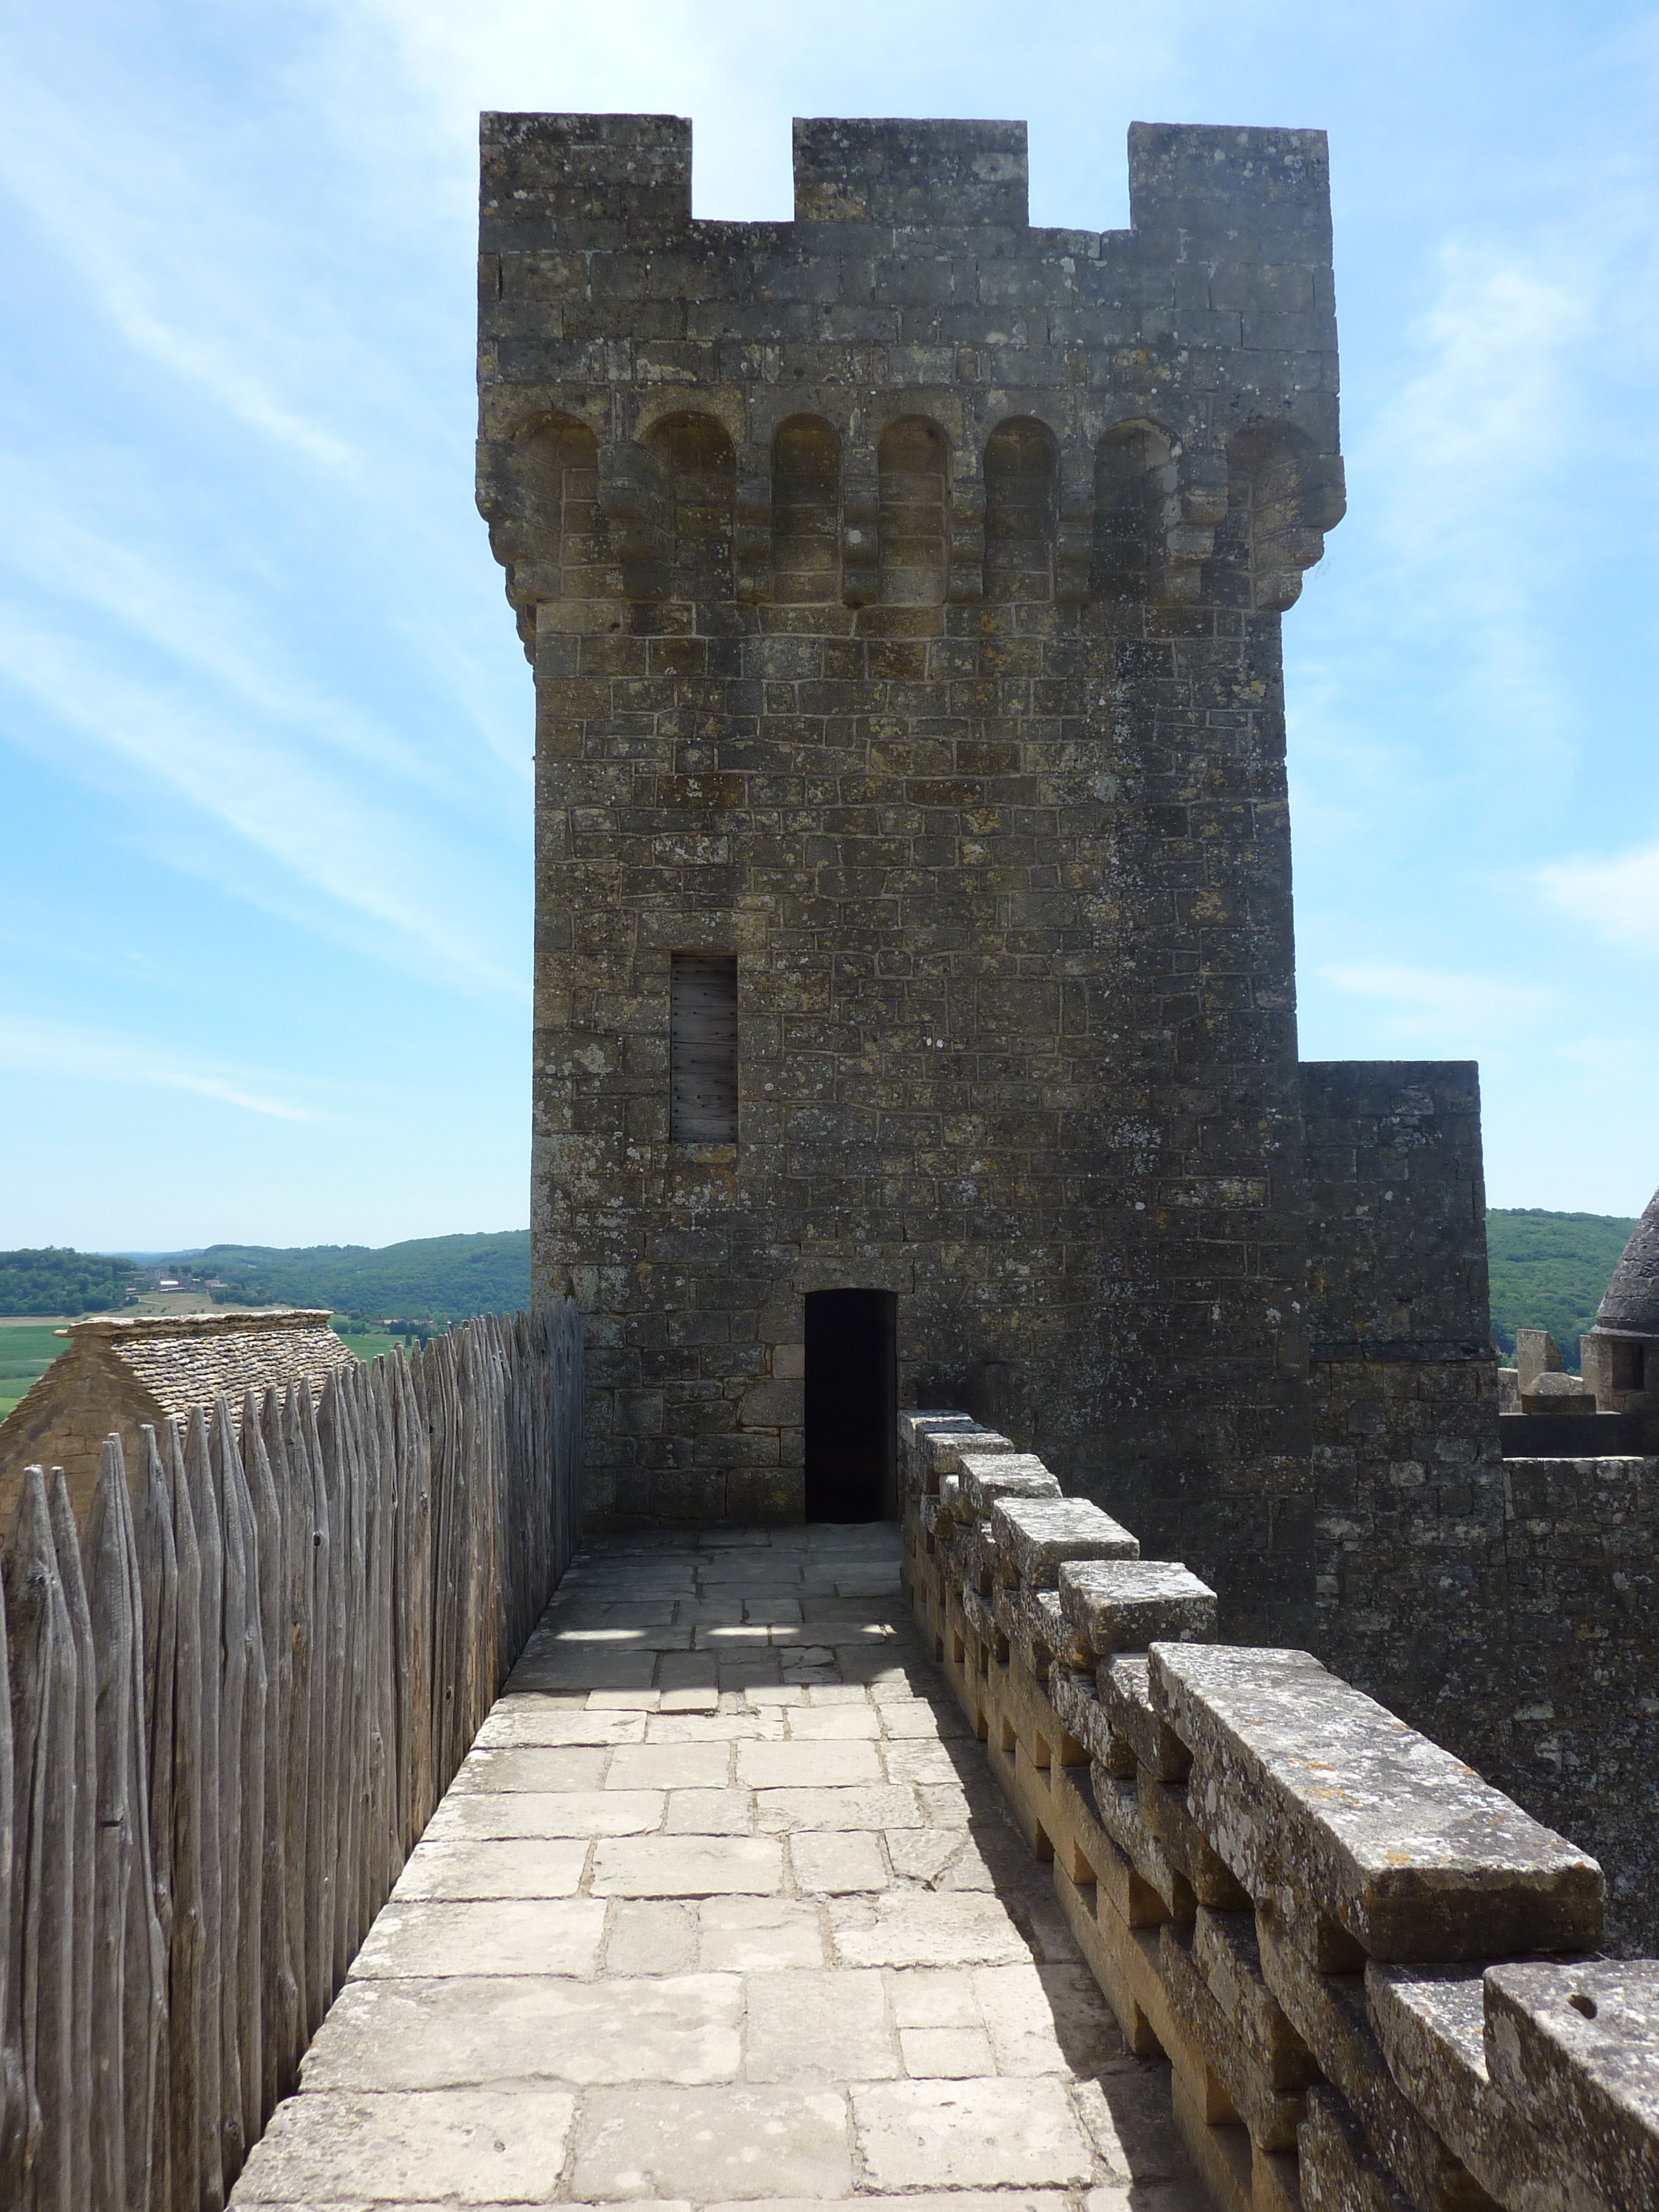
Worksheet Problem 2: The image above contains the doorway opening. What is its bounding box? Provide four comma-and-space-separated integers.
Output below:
804, 1289, 897, 1521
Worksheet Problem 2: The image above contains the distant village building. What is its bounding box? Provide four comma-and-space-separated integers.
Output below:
0, 1307, 355, 1527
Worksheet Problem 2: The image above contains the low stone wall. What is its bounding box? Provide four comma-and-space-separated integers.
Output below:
899, 1409, 1658, 2212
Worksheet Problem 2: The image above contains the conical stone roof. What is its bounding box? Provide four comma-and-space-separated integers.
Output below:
1594, 1187, 1659, 1334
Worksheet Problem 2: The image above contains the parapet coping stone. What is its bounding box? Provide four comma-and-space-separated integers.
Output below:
1486, 1960, 1659, 2212
1096, 1652, 1189, 1782
990, 1495, 1140, 1587
1353, 1973, 1566, 2212
1150, 1643, 1604, 1963
1059, 1558, 1217, 1655
959, 1450, 1061, 1517
898, 1410, 979, 1447
920, 1425, 1018, 1488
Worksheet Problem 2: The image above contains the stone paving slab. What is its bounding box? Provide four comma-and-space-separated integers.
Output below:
232, 1524, 1204, 2209
302, 1972, 745, 2089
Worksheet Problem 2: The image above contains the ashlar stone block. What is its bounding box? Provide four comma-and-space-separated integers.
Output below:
233, 2085, 577, 2204
1059, 1560, 1218, 1658
959, 1450, 1062, 1518
1150, 1643, 1603, 1961
991, 1498, 1141, 1589
1484, 1960, 1659, 2212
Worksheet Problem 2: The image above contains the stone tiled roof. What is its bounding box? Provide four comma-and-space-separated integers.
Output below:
70, 1307, 357, 1417
1594, 1187, 1659, 1335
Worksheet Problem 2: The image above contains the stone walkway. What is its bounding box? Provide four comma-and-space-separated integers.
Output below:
234, 1524, 1204, 2210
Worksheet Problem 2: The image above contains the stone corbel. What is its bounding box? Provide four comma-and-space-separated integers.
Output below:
946, 471, 985, 606
734, 460, 773, 605
841, 454, 879, 607
1254, 450, 1346, 612
1232, 426, 1347, 613
597, 440, 669, 601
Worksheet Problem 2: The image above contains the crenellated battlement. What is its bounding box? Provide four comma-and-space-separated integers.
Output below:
477, 114, 1344, 651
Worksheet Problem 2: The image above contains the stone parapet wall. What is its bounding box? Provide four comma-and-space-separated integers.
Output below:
898, 1408, 1658, 2212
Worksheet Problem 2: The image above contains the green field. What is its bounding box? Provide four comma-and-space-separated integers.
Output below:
330, 1326, 436, 1366
0, 1322, 71, 1419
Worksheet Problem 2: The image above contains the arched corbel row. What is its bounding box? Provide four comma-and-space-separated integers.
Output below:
478, 412, 605, 642
875, 417, 952, 608
984, 418, 1058, 605
1092, 423, 1178, 605
508, 407, 1344, 618
1164, 447, 1228, 603
770, 417, 842, 607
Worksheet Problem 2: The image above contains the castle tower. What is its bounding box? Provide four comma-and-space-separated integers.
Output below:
478, 114, 1346, 1638
1581, 1185, 1659, 1438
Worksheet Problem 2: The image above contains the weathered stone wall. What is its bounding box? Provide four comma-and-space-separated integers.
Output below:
481, 113, 1345, 1640
1491, 1452, 1659, 1951
1301, 1059, 1503, 1705
901, 1410, 1658, 2212
1300, 1062, 1658, 1949
0, 1333, 153, 1522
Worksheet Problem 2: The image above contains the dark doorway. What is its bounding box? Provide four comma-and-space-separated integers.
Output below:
805, 1289, 897, 1521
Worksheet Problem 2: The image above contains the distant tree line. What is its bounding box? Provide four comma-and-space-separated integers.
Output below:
0, 1247, 137, 1315
198, 1231, 531, 1322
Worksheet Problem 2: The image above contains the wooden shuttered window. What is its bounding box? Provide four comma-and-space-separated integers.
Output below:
669, 953, 738, 1144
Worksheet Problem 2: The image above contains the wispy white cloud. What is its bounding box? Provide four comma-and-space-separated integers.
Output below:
0, 1012, 318, 1121
1321, 962, 1551, 1027
0, 54, 357, 474
1358, 238, 1635, 771
0, 605, 526, 1000
1540, 844, 1659, 948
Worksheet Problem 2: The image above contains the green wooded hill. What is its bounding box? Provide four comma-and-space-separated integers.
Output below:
190, 1232, 531, 1322
0, 1232, 530, 1326
1485, 1208, 1640, 1368
0, 1248, 138, 1315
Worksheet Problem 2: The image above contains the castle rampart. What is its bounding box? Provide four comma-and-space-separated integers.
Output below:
899, 1409, 1657, 2212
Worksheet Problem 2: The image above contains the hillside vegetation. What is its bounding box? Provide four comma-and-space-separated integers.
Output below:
189, 1231, 530, 1322
0, 1232, 529, 1327
3, 1213, 1642, 1375
1485, 1207, 1640, 1368
0, 1248, 137, 1315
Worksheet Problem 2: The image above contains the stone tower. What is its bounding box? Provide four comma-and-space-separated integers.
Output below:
478, 113, 1347, 1638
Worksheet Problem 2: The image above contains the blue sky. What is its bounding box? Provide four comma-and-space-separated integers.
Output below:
2, 0, 1657, 1247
